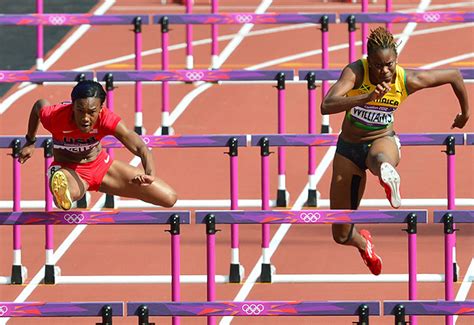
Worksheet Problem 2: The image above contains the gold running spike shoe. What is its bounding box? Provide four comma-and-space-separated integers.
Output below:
50, 170, 72, 211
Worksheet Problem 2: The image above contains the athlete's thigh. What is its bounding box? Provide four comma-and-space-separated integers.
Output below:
366, 135, 401, 173
330, 153, 367, 209
99, 160, 172, 203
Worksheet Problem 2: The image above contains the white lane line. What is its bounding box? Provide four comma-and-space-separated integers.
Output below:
421, 53, 474, 69
454, 258, 474, 324
220, 1, 433, 324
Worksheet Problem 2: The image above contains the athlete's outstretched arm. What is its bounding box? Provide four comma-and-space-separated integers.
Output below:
114, 121, 156, 184
18, 99, 50, 164
321, 63, 390, 115
406, 69, 470, 128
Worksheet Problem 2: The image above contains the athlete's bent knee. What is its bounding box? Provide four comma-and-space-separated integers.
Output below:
160, 191, 177, 208
332, 224, 355, 245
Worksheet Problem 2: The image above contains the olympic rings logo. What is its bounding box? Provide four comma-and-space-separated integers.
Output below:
0, 306, 8, 317
235, 14, 254, 24
142, 137, 150, 145
422, 13, 440, 22
241, 304, 264, 315
299, 212, 321, 223
185, 71, 205, 81
48, 15, 67, 25
0, 73, 5, 80
64, 213, 85, 224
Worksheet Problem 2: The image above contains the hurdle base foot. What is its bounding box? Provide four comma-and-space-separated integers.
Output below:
306, 189, 318, 207
11, 265, 26, 285
76, 194, 88, 209
104, 194, 115, 209
229, 263, 244, 283
454, 262, 459, 282
134, 126, 144, 135
259, 263, 274, 283
159, 126, 175, 136
44, 265, 61, 285
276, 189, 287, 207
321, 124, 332, 134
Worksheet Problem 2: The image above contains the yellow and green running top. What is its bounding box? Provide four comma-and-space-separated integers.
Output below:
345, 58, 408, 131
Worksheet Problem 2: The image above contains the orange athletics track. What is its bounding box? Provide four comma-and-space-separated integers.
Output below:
0, 0, 473, 324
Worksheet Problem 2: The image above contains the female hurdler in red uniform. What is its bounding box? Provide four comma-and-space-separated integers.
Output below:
19, 80, 177, 210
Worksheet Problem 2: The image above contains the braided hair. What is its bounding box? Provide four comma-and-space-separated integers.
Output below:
71, 80, 106, 105
367, 27, 399, 56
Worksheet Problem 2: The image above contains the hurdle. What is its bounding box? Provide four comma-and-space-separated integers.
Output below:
196, 209, 428, 325
434, 210, 474, 325
0, 302, 123, 324
384, 300, 474, 324
128, 300, 380, 325
96, 70, 296, 208
0, 71, 91, 285
0, 209, 189, 303
250, 133, 463, 249
299, 69, 341, 207
98, 133, 249, 283
339, 12, 474, 63
0, 14, 150, 135
153, 13, 336, 69
467, 133, 474, 145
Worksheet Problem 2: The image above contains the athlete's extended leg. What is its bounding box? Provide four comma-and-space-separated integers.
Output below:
330, 153, 367, 249
330, 153, 382, 275
366, 135, 401, 208
49, 168, 88, 210
100, 160, 177, 207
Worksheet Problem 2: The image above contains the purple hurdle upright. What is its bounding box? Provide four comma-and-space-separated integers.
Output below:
320, 15, 333, 134
434, 210, 474, 325
186, 0, 193, 69
211, 0, 219, 69
361, 0, 368, 57
276, 72, 287, 207
228, 137, 243, 283
43, 138, 55, 284
134, 17, 145, 135
300, 70, 342, 207
11, 139, 24, 284
103, 73, 116, 208
36, 0, 44, 70
259, 137, 272, 282
386, 0, 393, 32
160, 17, 172, 135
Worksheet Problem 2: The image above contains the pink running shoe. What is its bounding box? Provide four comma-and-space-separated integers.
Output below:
358, 229, 382, 276
379, 162, 401, 209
